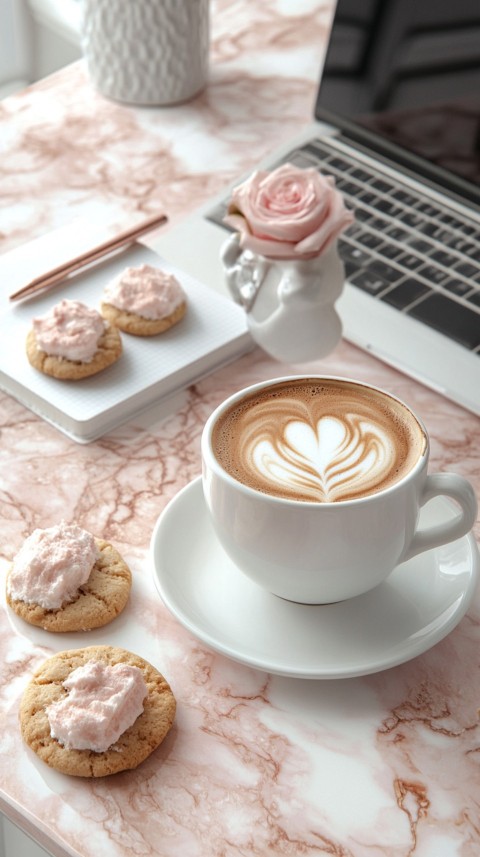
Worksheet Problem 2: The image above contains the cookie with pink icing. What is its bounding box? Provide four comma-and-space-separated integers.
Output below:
19, 645, 176, 777
6, 522, 132, 632
26, 299, 122, 380
101, 264, 187, 335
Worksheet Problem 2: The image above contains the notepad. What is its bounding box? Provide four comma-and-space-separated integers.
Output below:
0, 244, 252, 442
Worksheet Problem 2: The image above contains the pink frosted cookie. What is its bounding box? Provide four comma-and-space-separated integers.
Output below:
6, 522, 132, 632
101, 263, 187, 335
26, 299, 122, 380
19, 646, 176, 777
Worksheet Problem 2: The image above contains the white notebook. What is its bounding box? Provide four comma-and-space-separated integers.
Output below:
0, 243, 252, 442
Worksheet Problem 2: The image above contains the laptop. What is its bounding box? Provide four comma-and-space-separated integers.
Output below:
154, 0, 480, 416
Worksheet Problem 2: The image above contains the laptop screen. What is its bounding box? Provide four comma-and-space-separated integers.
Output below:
315, 0, 480, 202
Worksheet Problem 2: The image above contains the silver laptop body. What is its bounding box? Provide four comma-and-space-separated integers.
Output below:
154, 0, 480, 416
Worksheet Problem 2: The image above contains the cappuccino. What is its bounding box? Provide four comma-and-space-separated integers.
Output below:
211, 378, 426, 502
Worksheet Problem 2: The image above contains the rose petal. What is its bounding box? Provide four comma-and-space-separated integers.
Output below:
224, 163, 354, 259
295, 194, 354, 257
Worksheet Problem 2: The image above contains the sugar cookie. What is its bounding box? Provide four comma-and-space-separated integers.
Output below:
7, 533, 132, 632
19, 646, 176, 777
101, 263, 186, 336
26, 299, 122, 380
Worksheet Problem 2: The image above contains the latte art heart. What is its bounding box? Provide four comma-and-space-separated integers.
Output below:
252, 416, 395, 502
211, 379, 425, 502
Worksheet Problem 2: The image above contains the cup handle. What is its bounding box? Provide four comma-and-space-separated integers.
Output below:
402, 473, 477, 562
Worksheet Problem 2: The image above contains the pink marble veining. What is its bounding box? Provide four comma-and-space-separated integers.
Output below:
0, 1, 479, 856
0, 0, 331, 258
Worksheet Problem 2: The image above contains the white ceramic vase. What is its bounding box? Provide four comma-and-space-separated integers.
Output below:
81, 0, 209, 106
221, 233, 346, 363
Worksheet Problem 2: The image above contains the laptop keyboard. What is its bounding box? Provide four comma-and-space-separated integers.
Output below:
285, 140, 480, 353
208, 137, 480, 354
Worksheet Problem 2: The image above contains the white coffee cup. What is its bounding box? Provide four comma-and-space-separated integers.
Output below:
201, 376, 477, 604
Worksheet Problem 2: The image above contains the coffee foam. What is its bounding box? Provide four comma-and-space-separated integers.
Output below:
212, 379, 426, 502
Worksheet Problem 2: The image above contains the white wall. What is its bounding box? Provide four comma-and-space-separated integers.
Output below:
0, 0, 33, 94
0, 0, 82, 96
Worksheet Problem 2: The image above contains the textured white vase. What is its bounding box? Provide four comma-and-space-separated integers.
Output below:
81, 0, 209, 106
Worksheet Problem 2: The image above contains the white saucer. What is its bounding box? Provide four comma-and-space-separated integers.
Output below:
150, 477, 479, 679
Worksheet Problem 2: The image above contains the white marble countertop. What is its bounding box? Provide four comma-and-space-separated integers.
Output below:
0, 2, 479, 856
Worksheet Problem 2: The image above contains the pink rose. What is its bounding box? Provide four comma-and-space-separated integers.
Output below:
224, 163, 354, 259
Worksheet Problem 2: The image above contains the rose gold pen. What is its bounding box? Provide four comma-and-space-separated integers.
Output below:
9, 212, 168, 302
